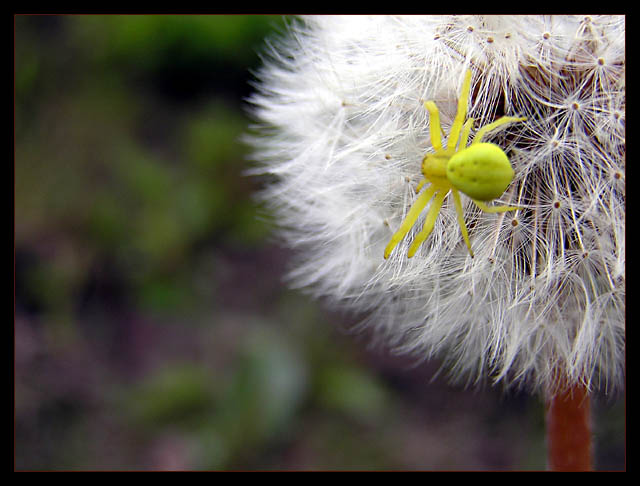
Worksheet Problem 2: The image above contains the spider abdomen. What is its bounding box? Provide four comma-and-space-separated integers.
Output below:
447, 143, 515, 201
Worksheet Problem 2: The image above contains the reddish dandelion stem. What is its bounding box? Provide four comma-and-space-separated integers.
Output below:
545, 382, 593, 471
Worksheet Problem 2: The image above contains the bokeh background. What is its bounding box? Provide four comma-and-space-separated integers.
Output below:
14, 15, 625, 471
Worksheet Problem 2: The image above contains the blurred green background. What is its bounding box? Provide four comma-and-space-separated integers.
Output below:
14, 15, 624, 471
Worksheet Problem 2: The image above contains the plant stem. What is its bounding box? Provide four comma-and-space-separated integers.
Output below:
545, 381, 593, 471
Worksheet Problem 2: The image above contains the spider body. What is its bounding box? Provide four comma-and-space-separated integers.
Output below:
384, 70, 525, 259
447, 143, 515, 201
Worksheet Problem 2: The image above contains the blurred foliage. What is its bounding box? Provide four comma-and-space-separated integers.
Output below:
14, 15, 624, 471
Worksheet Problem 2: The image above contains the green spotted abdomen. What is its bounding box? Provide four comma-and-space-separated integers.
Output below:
446, 143, 515, 201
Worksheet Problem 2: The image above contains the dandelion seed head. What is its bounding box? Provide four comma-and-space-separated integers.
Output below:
247, 15, 625, 394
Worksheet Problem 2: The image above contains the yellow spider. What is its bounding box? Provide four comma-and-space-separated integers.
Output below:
384, 69, 525, 259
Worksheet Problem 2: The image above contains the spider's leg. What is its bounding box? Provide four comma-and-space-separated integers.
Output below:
415, 178, 427, 193
407, 189, 448, 258
459, 118, 474, 149
423, 101, 443, 151
451, 189, 474, 257
472, 116, 526, 145
384, 185, 437, 259
473, 199, 524, 213
446, 69, 472, 154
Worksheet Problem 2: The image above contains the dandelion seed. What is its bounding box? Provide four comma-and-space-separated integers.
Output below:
247, 15, 625, 395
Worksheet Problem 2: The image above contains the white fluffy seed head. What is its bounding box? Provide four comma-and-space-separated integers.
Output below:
247, 15, 625, 395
